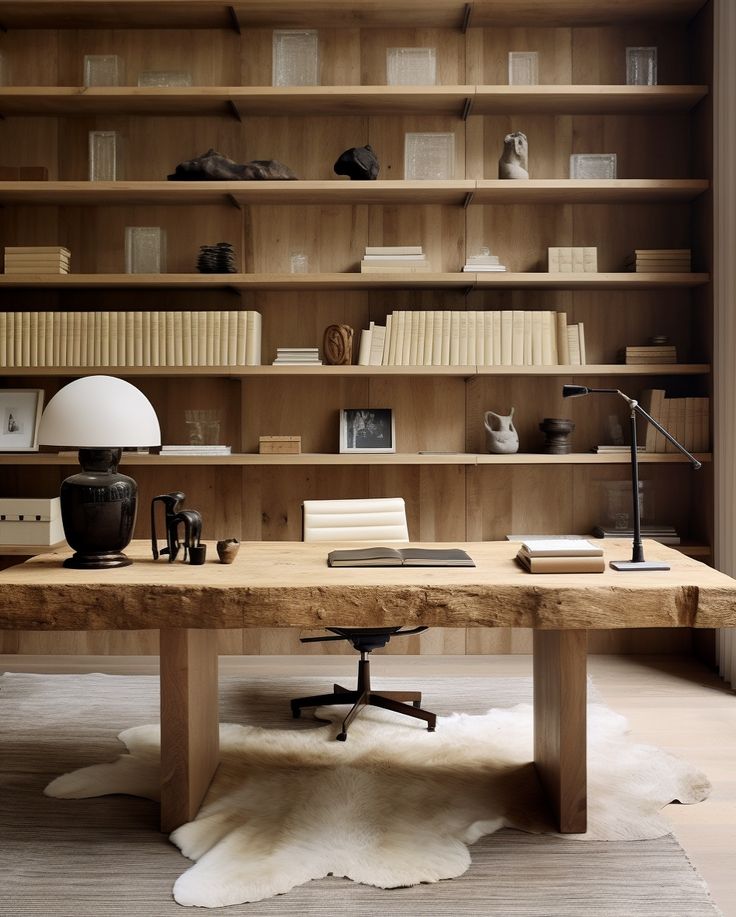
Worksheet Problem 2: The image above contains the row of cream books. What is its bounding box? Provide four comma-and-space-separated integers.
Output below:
637, 389, 709, 453
4, 246, 70, 275
515, 538, 605, 574
0, 310, 262, 367
358, 310, 586, 367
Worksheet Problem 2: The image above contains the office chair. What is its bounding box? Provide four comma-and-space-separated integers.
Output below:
291, 497, 437, 741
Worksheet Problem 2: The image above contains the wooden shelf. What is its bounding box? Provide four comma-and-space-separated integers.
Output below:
0, 1, 705, 30
0, 272, 710, 291
0, 452, 712, 467
0, 364, 711, 378
472, 85, 708, 115
473, 179, 709, 204
0, 179, 709, 208
0, 85, 707, 119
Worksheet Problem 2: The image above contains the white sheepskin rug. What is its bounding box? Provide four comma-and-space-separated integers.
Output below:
44, 702, 710, 909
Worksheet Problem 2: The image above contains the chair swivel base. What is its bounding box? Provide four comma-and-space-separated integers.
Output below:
291, 680, 437, 741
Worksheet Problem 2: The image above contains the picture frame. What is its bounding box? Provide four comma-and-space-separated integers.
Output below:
0, 389, 44, 452
340, 408, 395, 454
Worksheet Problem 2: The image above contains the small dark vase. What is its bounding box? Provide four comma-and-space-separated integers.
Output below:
60, 448, 137, 569
539, 417, 575, 455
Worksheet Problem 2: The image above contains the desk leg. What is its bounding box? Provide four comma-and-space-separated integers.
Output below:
160, 628, 219, 834
533, 629, 587, 834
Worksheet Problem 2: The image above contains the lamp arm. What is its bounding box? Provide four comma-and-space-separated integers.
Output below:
629, 400, 702, 469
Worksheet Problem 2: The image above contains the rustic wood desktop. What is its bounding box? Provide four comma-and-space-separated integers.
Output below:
1, 539, 735, 835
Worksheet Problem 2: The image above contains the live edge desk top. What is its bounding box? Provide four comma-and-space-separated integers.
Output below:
0, 538, 735, 632
3, 538, 736, 837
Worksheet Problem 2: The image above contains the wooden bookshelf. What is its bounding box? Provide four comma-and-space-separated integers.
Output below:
0, 273, 710, 290
0, 85, 707, 118
0, 452, 712, 466
0, 0, 714, 659
0, 365, 712, 378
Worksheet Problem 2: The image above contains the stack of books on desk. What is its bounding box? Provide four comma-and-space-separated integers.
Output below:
515, 538, 605, 573
273, 347, 322, 365
359, 245, 430, 273
462, 251, 507, 272
592, 524, 680, 545
592, 444, 645, 454
4, 246, 70, 274
626, 249, 691, 272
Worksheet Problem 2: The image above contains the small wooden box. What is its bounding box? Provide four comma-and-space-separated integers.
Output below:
259, 435, 302, 455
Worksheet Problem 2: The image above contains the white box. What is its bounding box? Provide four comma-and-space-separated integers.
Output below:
0, 497, 65, 546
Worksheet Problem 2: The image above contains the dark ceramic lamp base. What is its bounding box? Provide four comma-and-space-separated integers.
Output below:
60, 448, 138, 570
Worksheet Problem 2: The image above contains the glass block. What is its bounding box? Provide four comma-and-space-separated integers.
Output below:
185, 409, 221, 445
508, 51, 539, 86
601, 481, 653, 529
569, 153, 617, 179
88, 131, 121, 181
626, 47, 657, 86
272, 30, 319, 86
137, 70, 193, 87
125, 227, 167, 274
404, 132, 455, 180
289, 251, 309, 274
83, 55, 122, 87
386, 48, 437, 86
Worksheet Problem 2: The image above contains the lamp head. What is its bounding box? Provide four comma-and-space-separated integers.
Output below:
562, 384, 590, 398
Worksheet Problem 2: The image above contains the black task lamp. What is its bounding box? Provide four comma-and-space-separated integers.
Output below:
562, 384, 701, 571
37, 376, 161, 569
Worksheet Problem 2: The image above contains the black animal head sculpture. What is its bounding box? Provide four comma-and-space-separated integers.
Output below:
333, 145, 380, 180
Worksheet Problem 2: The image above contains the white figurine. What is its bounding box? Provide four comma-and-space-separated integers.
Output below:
498, 131, 529, 179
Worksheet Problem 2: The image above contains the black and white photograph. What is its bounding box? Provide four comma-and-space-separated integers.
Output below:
340, 408, 395, 453
0, 389, 44, 452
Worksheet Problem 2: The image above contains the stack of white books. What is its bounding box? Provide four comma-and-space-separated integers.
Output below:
273, 347, 322, 365
515, 538, 605, 574
4, 246, 70, 274
626, 249, 692, 273
359, 245, 430, 273
462, 251, 507, 272
159, 445, 232, 456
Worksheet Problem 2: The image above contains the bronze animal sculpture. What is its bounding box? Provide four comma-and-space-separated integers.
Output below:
151, 491, 205, 563
168, 148, 297, 181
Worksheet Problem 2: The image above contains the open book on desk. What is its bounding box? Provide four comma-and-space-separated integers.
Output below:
327, 547, 475, 567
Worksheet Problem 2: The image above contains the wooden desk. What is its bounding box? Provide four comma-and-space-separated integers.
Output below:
1, 539, 735, 834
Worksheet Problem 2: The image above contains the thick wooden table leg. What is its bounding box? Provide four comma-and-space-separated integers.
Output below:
159, 628, 219, 833
533, 629, 587, 834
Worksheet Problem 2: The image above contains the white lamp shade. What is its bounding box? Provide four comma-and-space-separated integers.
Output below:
38, 375, 161, 448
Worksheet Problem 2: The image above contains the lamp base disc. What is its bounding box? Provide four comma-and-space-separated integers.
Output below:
610, 559, 671, 572
63, 552, 132, 570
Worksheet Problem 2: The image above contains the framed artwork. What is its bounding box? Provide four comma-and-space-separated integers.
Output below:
340, 408, 395, 454
0, 389, 44, 452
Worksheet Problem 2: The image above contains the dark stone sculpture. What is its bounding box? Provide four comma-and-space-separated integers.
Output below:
197, 242, 237, 273
539, 417, 575, 455
323, 324, 354, 365
168, 149, 297, 181
334, 145, 380, 180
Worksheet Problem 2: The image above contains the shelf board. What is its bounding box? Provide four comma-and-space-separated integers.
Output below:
0, 364, 711, 378
0, 180, 476, 207
0, 179, 709, 208
0, 452, 712, 467
0, 85, 707, 119
473, 179, 709, 204
473, 85, 708, 115
0, 1, 706, 30
0, 272, 710, 290
0, 86, 472, 118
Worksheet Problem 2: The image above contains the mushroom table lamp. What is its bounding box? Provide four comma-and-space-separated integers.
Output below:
38, 375, 161, 569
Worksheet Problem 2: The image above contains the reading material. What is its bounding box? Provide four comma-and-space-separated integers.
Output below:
327, 547, 475, 567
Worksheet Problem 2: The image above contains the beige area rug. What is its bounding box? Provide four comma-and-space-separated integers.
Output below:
0, 672, 722, 916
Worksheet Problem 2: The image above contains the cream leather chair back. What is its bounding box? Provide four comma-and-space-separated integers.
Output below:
302, 497, 409, 545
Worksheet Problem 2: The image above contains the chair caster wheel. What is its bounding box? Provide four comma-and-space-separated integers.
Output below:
336, 732, 348, 742
427, 726, 436, 732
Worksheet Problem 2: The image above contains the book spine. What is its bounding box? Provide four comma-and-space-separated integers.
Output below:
431, 311, 443, 366
125, 312, 135, 367
149, 311, 159, 366
382, 314, 392, 366
21, 312, 31, 367
409, 311, 421, 366
190, 311, 200, 367
101, 311, 110, 367
416, 310, 427, 366
512, 310, 524, 365
450, 311, 460, 366
246, 311, 262, 365
142, 311, 151, 367
0, 312, 6, 367
441, 311, 451, 365
358, 326, 372, 365
387, 312, 399, 366
556, 312, 569, 365
402, 311, 413, 365
393, 311, 406, 366
423, 310, 434, 366
218, 311, 229, 366
196, 311, 207, 366
492, 311, 501, 365
235, 311, 247, 366
458, 310, 469, 366
578, 322, 586, 365
109, 311, 119, 367
29, 312, 39, 367
500, 311, 513, 366
567, 325, 581, 365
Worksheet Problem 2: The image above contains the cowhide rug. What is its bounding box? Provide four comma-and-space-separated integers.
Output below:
44, 703, 710, 909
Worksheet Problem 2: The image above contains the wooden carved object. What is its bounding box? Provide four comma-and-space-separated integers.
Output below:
323, 324, 354, 365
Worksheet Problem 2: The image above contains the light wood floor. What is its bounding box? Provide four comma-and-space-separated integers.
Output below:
2, 653, 734, 915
